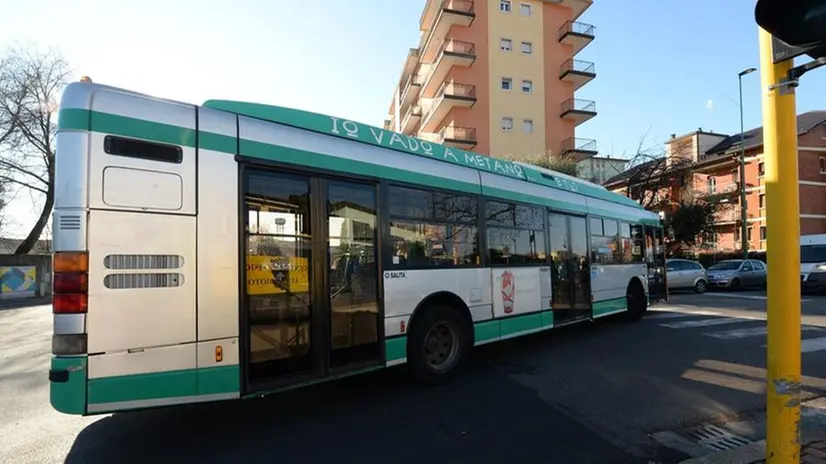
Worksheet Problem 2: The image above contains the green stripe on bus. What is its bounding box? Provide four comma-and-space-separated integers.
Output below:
241, 139, 482, 195
482, 185, 587, 214
592, 297, 627, 317
56, 109, 659, 216
199, 131, 236, 154
87, 365, 239, 405
474, 320, 500, 343
385, 336, 406, 363
50, 356, 87, 415
500, 312, 544, 336
57, 108, 91, 131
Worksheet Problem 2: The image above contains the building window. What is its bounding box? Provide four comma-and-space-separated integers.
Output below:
523, 119, 534, 133
758, 162, 765, 177
520, 2, 532, 15
759, 193, 765, 210
760, 226, 767, 241
521, 79, 533, 93
521, 41, 533, 54
707, 177, 716, 194
501, 77, 513, 90
734, 228, 740, 242
747, 227, 753, 242
501, 117, 513, 131
821, 156, 826, 174
500, 38, 512, 52
500, 0, 511, 12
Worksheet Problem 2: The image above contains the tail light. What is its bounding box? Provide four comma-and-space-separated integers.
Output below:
53, 252, 88, 314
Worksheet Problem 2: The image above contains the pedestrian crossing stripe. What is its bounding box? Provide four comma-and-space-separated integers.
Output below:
645, 307, 826, 353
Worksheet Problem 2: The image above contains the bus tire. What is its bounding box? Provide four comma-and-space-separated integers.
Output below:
620, 279, 647, 322
406, 304, 472, 385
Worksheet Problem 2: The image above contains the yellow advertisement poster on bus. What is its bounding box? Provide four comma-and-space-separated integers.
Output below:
246, 255, 310, 295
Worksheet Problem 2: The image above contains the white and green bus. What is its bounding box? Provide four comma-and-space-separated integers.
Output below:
49, 79, 667, 415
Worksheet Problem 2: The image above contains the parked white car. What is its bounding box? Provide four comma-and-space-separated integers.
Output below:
666, 258, 708, 293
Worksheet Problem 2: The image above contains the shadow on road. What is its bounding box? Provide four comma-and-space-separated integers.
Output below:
65, 332, 645, 464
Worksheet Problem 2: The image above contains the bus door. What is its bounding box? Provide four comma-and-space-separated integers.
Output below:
548, 213, 592, 325
646, 226, 667, 302
242, 167, 382, 392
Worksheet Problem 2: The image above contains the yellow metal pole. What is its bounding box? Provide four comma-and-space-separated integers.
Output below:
759, 27, 802, 464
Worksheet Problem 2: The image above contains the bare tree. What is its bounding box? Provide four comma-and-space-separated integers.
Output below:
500, 150, 580, 177
0, 45, 71, 254
619, 132, 695, 211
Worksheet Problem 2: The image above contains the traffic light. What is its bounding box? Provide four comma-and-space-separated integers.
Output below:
755, 0, 826, 62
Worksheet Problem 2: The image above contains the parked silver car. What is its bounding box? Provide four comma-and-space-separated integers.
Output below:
666, 258, 708, 293
706, 259, 768, 290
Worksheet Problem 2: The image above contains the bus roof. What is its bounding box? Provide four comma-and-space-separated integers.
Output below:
202, 99, 649, 212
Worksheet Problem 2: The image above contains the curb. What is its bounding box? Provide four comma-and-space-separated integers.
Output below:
678, 439, 765, 464
0, 297, 51, 310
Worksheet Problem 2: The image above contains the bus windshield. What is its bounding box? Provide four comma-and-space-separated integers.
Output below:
801, 245, 826, 263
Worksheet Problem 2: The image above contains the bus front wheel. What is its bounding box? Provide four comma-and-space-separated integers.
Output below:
407, 305, 472, 384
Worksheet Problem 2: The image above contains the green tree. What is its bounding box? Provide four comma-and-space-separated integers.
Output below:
665, 201, 723, 254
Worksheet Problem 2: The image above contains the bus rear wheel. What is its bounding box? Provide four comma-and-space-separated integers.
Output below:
407, 305, 472, 384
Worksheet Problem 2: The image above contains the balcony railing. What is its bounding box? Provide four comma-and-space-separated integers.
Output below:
418, 1, 476, 62
560, 137, 597, 159
439, 39, 476, 57
558, 20, 595, 39
437, 81, 476, 99
560, 98, 596, 114
443, 0, 475, 14
704, 183, 740, 197
560, 59, 595, 76
439, 125, 477, 143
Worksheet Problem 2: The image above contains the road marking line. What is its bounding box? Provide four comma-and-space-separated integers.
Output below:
760, 336, 826, 353
704, 326, 768, 339
707, 325, 826, 340
801, 337, 826, 353
700, 293, 812, 302
659, 317, 761, 329
647, 310, 723, 319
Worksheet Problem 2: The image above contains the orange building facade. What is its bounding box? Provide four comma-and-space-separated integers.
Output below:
384, 0, 598, 162
603, 112, 826, 255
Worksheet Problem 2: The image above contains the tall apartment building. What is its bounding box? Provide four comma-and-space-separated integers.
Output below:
383, 0, 598, 163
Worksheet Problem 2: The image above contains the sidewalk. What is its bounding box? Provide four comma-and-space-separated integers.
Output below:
749, 438, 826, 464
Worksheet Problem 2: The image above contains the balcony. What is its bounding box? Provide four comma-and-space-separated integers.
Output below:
401, 105, 423, 134
559, 20, 595, 55
560, 59, 596, 91
702, 183, 741, 202
421, 39, 476, 96
560, 98, 596, 126
399, 72, 424, 110
555, 0, 593, 20
560, 137, 598, 161
419, 1, 476, 63
420, 81, 477, 132
438, 125, 477, 149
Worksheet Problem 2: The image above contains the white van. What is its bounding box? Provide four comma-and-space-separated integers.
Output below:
801, 234, 826, 294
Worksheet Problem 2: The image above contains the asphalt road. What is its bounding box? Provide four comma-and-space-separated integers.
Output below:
2, 291, 825, 464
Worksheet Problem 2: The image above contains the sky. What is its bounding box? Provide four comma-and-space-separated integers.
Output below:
1, 0, 825, 238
